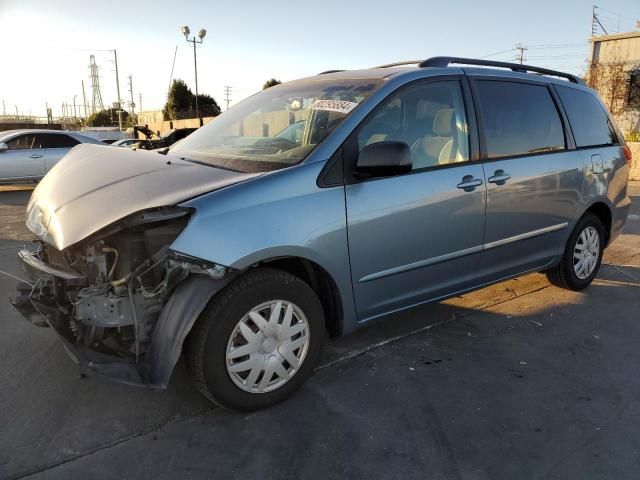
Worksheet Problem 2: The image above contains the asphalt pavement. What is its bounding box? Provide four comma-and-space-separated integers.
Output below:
0, 183, 639, 480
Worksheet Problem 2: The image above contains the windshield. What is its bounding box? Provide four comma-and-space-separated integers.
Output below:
169, 77, 384, 172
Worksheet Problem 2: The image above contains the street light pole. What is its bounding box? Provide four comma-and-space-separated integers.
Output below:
182, 26, 207, 126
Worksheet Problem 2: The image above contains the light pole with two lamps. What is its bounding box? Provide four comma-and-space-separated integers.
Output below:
181, 25, 207, 126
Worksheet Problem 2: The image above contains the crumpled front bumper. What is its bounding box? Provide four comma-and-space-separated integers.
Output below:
11, 248, 230, 388
12, 249, 157, 386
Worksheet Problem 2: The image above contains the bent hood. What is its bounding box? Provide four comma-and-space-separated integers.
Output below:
27, 144, 259, 250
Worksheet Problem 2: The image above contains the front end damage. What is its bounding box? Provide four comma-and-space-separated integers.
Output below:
11, 207, 234, 388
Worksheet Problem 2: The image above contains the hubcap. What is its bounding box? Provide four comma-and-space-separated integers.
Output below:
573, 226, 600, 280
226, 300, 310, 394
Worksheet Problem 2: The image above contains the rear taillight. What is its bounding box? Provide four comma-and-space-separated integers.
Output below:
623, 144, 633, 167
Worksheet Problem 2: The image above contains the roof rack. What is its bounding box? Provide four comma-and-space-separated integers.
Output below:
419, 56, 584, 84
318, 69, 346, 75
373, 60, 422, 69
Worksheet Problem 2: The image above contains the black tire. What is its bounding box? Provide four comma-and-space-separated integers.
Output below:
545, 213, 605, 291
186, 267, 326, 412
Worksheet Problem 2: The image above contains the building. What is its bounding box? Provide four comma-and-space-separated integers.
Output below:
589, 29, 640, 136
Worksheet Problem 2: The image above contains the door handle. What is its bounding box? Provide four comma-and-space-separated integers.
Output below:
488, 170, 511, 185
29, 154, 43, 158
457, 175, 483, 192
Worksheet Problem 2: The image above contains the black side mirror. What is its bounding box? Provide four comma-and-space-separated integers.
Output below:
356, 141, 412, 178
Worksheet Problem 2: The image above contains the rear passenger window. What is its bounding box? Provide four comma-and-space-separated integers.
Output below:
37, 134, 80, 149
555, 86, 618, 148
475, 81, 565, 159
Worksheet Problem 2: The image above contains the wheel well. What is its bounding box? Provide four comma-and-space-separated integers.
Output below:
585, 202, 612, 246
259, 257, 343, 338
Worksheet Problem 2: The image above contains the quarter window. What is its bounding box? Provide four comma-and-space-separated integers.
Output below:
475, 81, 565, 159
357, 81, 469, 170
555, 85, 618, 148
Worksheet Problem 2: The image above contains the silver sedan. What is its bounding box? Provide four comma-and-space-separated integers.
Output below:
0, 129, 104, 183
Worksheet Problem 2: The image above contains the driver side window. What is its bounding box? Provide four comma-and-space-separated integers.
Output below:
357, 81, 469, 170
7, 134, 38, 150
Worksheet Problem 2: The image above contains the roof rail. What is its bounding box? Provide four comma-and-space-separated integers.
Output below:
374, 60, 422, 69
318, 69, 346, 75
419, 56, 584, 85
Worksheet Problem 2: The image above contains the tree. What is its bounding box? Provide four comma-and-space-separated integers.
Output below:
586, 46, 636, 117
163, 79, 193, 120
263, 78, 282, 90
86, 108, 130, 127
163, 79, 222, 120
194, 93, 221, 117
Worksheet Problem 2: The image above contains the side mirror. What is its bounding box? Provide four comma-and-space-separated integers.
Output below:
0, 142, 7, 152
356, 141, 412, 178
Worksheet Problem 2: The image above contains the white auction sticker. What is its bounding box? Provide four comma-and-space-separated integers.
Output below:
311, 99, 358, 114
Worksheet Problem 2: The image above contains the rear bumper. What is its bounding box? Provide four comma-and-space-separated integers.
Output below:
610, 195, 631, 245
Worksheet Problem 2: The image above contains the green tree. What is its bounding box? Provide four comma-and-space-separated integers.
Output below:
86, 108, 130, 127
263, 78, 282, 90
194, 93, 221, 117
163, 79, 194, 120
163, 79, 221, 119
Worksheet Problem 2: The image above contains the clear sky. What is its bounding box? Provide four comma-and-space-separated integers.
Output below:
0, 0, 638, 117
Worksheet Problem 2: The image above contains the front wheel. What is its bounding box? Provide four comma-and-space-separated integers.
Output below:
546, 213, 604, 291
186, 268, 326, 411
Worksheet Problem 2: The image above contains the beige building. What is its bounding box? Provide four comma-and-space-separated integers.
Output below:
589, 30, 640, 135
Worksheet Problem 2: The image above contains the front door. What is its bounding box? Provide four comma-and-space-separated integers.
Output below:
470, 78, 583, 280
0, 133, 45, 180
345, 79, 487, 321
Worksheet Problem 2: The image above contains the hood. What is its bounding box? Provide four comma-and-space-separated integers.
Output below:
27, 144, 260, 250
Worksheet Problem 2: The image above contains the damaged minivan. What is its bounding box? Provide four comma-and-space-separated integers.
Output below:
12, 57, 631, 411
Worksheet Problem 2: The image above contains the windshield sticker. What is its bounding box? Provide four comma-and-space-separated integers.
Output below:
311, 99, 358, 114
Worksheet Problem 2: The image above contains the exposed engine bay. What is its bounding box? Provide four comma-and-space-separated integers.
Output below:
15, 207, 227, 364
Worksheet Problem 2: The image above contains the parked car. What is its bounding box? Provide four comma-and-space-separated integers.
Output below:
12, 57, 631, 411
111, 138, 139, 148
132, 127, 197, 150
0, 129, 103, 183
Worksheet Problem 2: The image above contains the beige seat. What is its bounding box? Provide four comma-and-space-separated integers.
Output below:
411, 108, 456, 168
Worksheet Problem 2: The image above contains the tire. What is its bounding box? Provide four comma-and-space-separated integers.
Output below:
545, 213, 604, 291
186, 267, 326, 412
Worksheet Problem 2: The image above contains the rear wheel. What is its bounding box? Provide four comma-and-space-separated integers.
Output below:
546, 213, 604, 291
187, 268, 325, 411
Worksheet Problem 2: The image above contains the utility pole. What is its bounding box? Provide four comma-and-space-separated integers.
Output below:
113, 49, 123, 131
224, 86, 232, 110
128, 75, 135, 126
591, 5, 608, 36
138, 93, 142, 117
82, 80, 88, 119
2, 100, 5, 117
73, 94, 77, 121
515, 43, 528, 64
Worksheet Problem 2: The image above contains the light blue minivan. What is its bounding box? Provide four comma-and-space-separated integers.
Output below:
13, 57, 631, 411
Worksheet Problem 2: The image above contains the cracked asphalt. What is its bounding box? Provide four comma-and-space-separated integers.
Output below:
0, 183, 638, 480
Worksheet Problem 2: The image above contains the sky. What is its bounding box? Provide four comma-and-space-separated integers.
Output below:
0, 0, 638, 118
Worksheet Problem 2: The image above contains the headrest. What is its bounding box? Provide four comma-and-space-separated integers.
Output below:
433, 109, 454, 136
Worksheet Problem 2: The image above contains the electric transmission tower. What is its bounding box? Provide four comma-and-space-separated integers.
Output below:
224, 86, 232, 110
88, 55, 104, 114
515, 43, 528, 64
